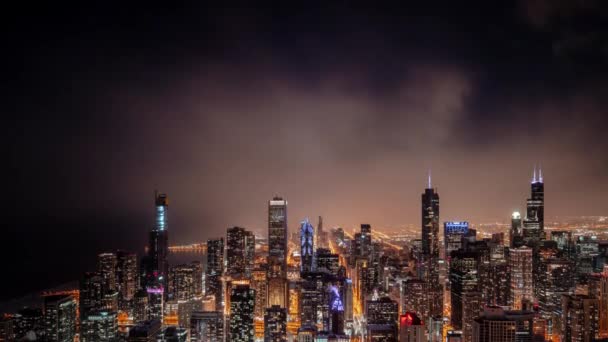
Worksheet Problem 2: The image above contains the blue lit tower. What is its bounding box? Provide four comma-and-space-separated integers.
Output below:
523, 166, 544, 244
329, 285, 345, 335
146, 192, 169, 292
300, 218, 315, 274
444, 221, 469, 263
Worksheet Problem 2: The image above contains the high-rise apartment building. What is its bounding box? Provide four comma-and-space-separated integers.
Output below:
230, 285, 256, 342
227, 226, 256, 278
265, 305, 288, 342
206, 237, 224, 311
43, 295, 77, 342
509, 247, 534, 310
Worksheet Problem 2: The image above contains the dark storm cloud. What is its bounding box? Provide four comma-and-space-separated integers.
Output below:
3, 1, 608, 299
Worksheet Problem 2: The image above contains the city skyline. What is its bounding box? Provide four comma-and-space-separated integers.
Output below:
4, 2, 608, 341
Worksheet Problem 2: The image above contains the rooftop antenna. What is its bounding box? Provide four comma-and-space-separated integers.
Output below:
428, 169, 432, 189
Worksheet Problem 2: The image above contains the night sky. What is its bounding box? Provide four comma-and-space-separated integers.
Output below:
3, 2, 608, 300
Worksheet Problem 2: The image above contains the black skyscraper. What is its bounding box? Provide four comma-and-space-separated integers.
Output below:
523, 167, 544, 244
422, 173, 440, 261
144, 192, 169, 291
421, 173, 443, 318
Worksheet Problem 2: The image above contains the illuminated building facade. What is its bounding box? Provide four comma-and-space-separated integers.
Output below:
428, 316, 444, 342
168, 262, 202, 301
588, 268, 608, 338
190, 311, 224, 342
80, 310, 118, 342
534, 242, 575, 338
80, 272, 106, 315
144, 192, 169, 292
366, 296, 399, 325
146, 286, 164, 321
98, 252, 118, 291
268, 196, 288, 273
522, 168, 544, 244
329, 285, 345, 335
251, 268, 268, 320
561, 294, 599, 342
402, 279, 429, 319
230, 285, 256, 342
444, 221, 468, 262
133, 290, 149, 323
300, 218, 315, 273
316, 248, 340, 276
227, 226, 256, 279
472, 306, 535, 342
116, 250, 138, 307
268, 197, 288, 308
399, 312, 425, 342
509, 247, 533, 310
449, 250, 479, 331
421, 176, 443, 318
265, 305, 287, 342
510, 211, 523, 248
43, 295, 77, 342
206, 237, 224, 311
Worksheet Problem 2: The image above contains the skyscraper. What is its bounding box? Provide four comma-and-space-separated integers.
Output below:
523, 167, 544, 244
402, 279, 430, 319
264, 305, 288, 342
360, 224, 372, 260
190, 311, 224, 342
444, 221, 469, 262
561, 294, 599, 342
366, 297, 399, 342
422, 173, 440, 262
268, 196, 288, 274
230, 285, 256, 342
268, 196, 288, 308
399, 312, 426, 342
534, 242, 575, 339
116, 250, 138, 307
97, 252, 118, 291
146, 286, 164, 320
226, 226, 256, 279
206, 238, 224, 311
421, 173, 443, 318
588, 267, 608, 338
168, 262, 201, 301
300, 218, 315, 273
80, 310, 118, 342
449, 250, 481, 340
472, 306, 535, 342
509, 247, 534, 310
510, 211, 523, 248
329, 285, 345, 335
80, 272, 106, 315
43, 295, 77, 342
146, 192, 169, 290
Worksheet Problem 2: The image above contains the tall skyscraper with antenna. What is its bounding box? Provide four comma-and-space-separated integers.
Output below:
523, 166, 545, 244
421, 171, 442, 317
142, 192, 169, 292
